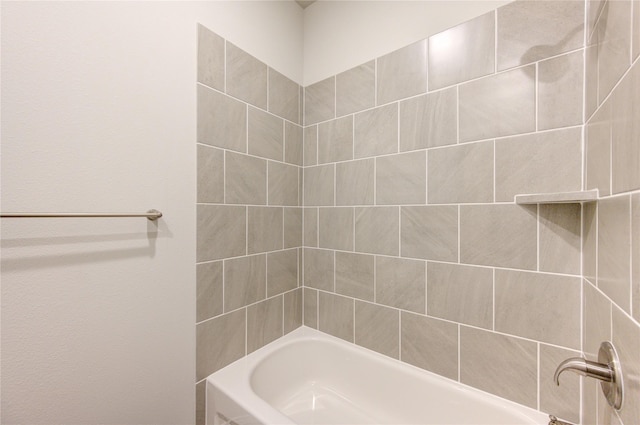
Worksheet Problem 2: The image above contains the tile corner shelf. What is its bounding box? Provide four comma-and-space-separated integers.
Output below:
514, 189, 599, 204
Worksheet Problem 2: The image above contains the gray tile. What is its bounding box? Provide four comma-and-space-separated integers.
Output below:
497, 0, 584, 71
459, 66, 536, 142
583, 202, 598, 283
427, 141, 493, 204
319, 292, 354, 342
284, 288, 302, 334
284, 208, 302, 249
377, 40, 427, 104
197, 25, 224, 91
196, 309, 245, 380
269, 67, 299, 123
586, 99, 612, 196
226, 42, 267, 109
197, 205, 246, 262
355, 207, 399, 256
196, 380, 206, 425
318, 116, 353, 164
319, 207, 354, 251
248, 107, 283, 162
376, 256, 425, 314
224, 254, 266, 311
495, 127, 582, 202
247, 296, 283, 354
584, 281, 611, 361
585, 39, 599, 121
197, 261, 223, 322
303, 125, 318, 166
460, 326, 537, 408
335, 252, 374, 301
399, 88, 457, 151
303, 208, 318, 247
400, 206, 458, 262
197, 85, 246, 153
303, 248, 334, 291
495, 269, 581, 349
284, 122, 303, 166
540, 344, 581, 424
197, 145, 224, 204
598, 195, 631, 313
612, 306, 640, 425
305, 77, 335, 125
401, 312, 457, 380
336, 61, 375, 116
596, 0, 632, 103
336, 159, 375, 206
428, 11, 495, 90
539, 204, 582, 275
268, 162, 298, 206
633, 193, 640, 323
303, 164, 334, 206
267, 249, 298, 297
588, 0, 606, 40
303, 288, 318, 329
376, 151, 426, 205
354, 104, 398, 158
460, 204, 537, 269
427, 262, 492, 329
582, 378, 598, 425
538, 51, 584, 131
225, 151, 267, 205
634, 0, 640, 61
355, 301, 399, 359
247, 207, 283, 254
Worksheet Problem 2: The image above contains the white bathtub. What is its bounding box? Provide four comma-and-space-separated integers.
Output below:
206, 327, 547, 425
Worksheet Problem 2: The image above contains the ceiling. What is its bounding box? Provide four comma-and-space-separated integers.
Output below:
295, 0, 316, 9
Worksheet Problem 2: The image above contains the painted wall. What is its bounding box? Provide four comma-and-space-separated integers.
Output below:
0, 2, 302, 424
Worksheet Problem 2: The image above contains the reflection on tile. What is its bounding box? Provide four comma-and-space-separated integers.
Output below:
197, 261, 223, 322
428, 141, 493, 204
197, 205, 246, 262
196, 309, 245, 380
612, 306, 640, 425
284, 208, 302, 249
268, 162, 298, 206
303, 288, 318, 329
376, 256, 425, 313
303, 208, 318, 247
197, 25, 224, 91
427, 262, 492, 329
198, 86, 246, 152
596, 0, 631, 103
377, 40, 427, 104
267, 249, 298, 297
459, 66, 535, 142
336, 159, 375, 206
303, 125, 318, 166
355, 301, 399, 359
460, 204, 537, 269
429, 11, 495, 90
586, 100, 612, 196
540, 344, 581, 424
247, 296, 283, 353
399, 88, 457, 151
376, 151, 426, 205
633, 194, 640, 323
401, 312, 457, 380
336, 61, 375, 116
225, 151, 267, 205
355, 207, 399, 256
584, 281, 611, 360
248, 207, 283, 254
248, 107, 283, 162
319, 208, 354, 251
305, 77, 335, 125
354, 104, 398, 158
495, 269, 581, 349
497, 0, 584, 71
319, 292, 354, 342
318, 116, 353, 164
269, 68, 300, 123
197, 145, 224, 204
539, 204, 581, 275
226, 42, 267, 109
285, 122, 303, 166
495, 127, 582, 202
538, 51, 584, 130
224, 254, 266, 311
336, 252, 374, 301
303, 248, 334, 291
401, 206, 458, 262
460, 326, 537, 408
284, 289, 302, 334
303, 165, 334, 206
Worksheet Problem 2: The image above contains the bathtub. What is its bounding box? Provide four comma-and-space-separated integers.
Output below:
206, 326, 548, 425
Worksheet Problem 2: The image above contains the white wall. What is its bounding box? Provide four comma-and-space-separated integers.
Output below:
0, 2, 302, 424
303, 0, 511, 85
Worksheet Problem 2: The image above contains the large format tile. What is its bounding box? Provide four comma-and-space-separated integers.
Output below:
538, 51, 584, 130
586, 100, 612, 196
305, 77, 335, 125
355, 302, 399, 359
634, 0, 640, 60
612, 306, 640, 425
268, 162, 298, 206
540, 344, 581, 424
197, 205, 246, 262
269, 68, 299, 123
197, 86, 246, 153
303, 125, 318, 166
495, 269, 581, 349
196, 380, 206, 425
427, 262, 492, 329
336, 159, 375, 206
196, 261, 223, 322
284, 122, 303, 166
400, 206, 458, 262
248, 107, 283, 162
583, 202, 598, 283
460, 204, 537, 269
336, 61, 375, 116
284, 289, 302, 334
225, 151, 267, 205
428, 11, 495, 90
355, 207, 399, 256
460, 326, 537, 408
303, 164, 334, 206
303, 248, 334, 291
596, 0, 632, 103
318, 116, 353, 164
459, 66, 536, 142
354, 104, 398, 158
319, 292, 354, 342
401, 312, 457, 380
197, 145, 224, 204
633, 193, 640, 323
267, 249, 298, 297
196, 309, 245, 380
226, 42, 267, 109
427, 141, 493, 204
319, 207, 354, 251
497, 0, 584, 71
377, 40, 427, 104
284, 208, 302, 249
376, 256, 425, 313
303, 288, 318, 329
224, 254, 266, 311
247, 296, 283, 354
303, 208, 318, 247
399, 88, 457, 151
247, 207, 283, 254
539, 204, 581, 275
335, 252, 374, 301
197, 25, 224, 91
583, 281, 612, 360
495, 127, 582, 202
376, 151, 426, 205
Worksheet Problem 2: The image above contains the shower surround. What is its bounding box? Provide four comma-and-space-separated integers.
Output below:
196, 1, 640, 424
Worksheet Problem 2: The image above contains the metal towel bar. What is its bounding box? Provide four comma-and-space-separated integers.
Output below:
0, 209, 162, 221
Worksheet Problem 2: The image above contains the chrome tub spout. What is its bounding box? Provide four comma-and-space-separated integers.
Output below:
553, 357, 612, 385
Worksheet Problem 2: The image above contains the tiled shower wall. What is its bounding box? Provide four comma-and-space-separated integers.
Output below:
302, 1, 639, 424
195, 25, 303, 425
